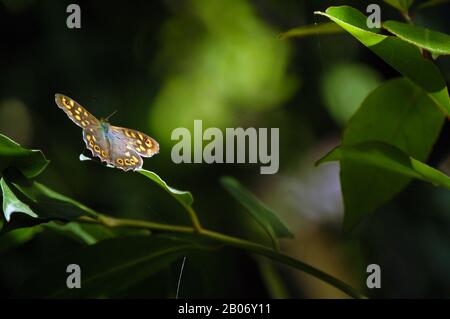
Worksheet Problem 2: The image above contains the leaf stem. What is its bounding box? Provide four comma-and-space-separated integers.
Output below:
400, 10, 413, 24
198, 229, 367, 299
78, 214, 367, 299
179, 202, 203, 232
81, 215, 195, 234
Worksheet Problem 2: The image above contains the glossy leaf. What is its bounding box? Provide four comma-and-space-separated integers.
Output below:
11, 178, 98, 218
319, 78, 445, 231
0, 134, 49, 178
279, 22, 344, 40
1, 177, 37, 222
137, 169, 193, 206
1, 172, 99, 232
315, 6, 450, 115
15, 235, 208, 298
318, 141, 450, 189
383, 20, 450, 55
221, 176, 293, 249
80, 155, 193, 207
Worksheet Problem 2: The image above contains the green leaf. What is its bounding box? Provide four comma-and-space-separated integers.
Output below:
11, 178, 98, 219
0, 227, 40, 253
383, 0, 414, 11
1, 177, 37, 222
137, 169, 193, 207
0, 134, 49, 178
1, 171, 98, 232
319, 78, 445, 231
220, 176, 293, 249
279, 22, 344, 40
315, 6, 450, 115
383, 20, 450, 56
79, 157, 193, 206
318, 141, 450, 189
418, 0, 450, 10
15, 235, 209, 298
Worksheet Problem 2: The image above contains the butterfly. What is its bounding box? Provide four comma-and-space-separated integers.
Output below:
54, 93, 159, 171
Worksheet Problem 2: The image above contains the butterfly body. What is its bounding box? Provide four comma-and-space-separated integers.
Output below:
55, 93, 159, 171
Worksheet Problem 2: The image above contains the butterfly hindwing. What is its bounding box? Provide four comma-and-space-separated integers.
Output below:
55, 94, 99, 128
82, 129, 110, 164
107, 130, 143, 171
109, 126, 159, 158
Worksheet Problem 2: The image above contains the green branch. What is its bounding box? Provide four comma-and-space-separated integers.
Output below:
79, 213, 367, 299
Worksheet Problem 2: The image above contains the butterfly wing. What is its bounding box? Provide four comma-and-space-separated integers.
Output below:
55, 94, 99, 128
82, 128, 111, 164
106, 128, 145, 171
109, 126, 159, 158
55, 93, 158, 171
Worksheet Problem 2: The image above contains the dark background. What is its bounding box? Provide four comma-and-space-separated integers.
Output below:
0, 0, 449, 298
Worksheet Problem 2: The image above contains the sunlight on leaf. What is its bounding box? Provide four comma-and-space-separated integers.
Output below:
138, 169, 193, 207
315, 6, 450, 115
1, 177, 37, 222
317, 141, 450, 189
79, 154, 193, 206
0, 133, 49, 178
383, 20, 450, 55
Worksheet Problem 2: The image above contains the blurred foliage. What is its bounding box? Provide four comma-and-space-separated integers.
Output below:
0, 0, 450, 298
321, 63, 381, 125
150, 0, 297, 141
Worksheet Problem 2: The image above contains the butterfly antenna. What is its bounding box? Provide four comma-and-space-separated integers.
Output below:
105, 110, 118, 121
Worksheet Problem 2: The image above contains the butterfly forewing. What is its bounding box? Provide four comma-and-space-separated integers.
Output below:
55, 94, 99, 128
